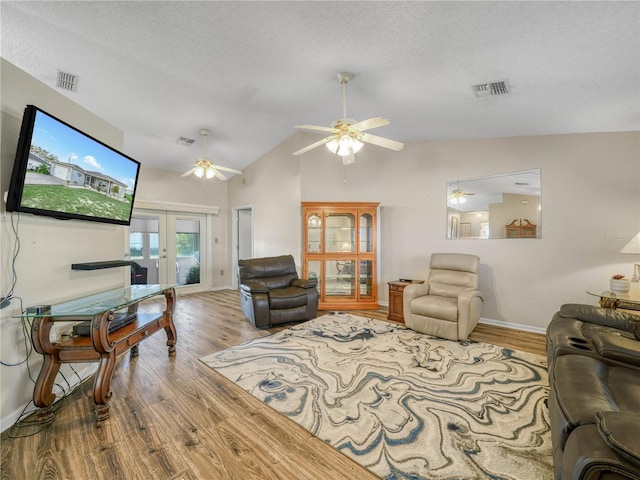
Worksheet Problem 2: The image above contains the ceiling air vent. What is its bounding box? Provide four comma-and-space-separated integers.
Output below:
472, 80, 510, 97
176, 136, 196, 146
56, 70, 79, 92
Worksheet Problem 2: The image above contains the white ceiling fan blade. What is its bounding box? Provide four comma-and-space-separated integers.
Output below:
181, 167, 196, 177
213, 169, 228, 181
294, 124, 337, 133
215, 165, 242, 175
350, 116, 390, 132
360, 132, 405, 151
293, 136, 333, 156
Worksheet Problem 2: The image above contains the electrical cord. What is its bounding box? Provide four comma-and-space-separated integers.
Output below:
0, 298, 31, 367
1, 211, 92, 437
0, 211, 21, 308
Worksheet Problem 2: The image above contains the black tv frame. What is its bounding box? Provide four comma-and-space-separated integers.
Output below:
5, 105, 140, 226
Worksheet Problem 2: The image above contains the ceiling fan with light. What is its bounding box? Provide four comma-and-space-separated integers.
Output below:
448, 182, 475, 206
181, 129, 242, 180
293, 72, 404, 165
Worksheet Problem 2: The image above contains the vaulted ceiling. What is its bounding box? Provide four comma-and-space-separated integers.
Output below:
2, 1, 638, 176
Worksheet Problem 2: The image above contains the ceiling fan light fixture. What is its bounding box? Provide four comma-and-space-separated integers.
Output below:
294, 71, 402, 163
329, 134, 364, 157
326, 137, 339, 154
205, 166, 216, 179
194, 166, 205, 178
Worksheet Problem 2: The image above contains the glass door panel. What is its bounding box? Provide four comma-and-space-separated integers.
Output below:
359, 213, 373, 253
129, 215, 165, 285
359, 260, 374, 298
174, 218, 201, 286
325, 213, 354, 253
307, 260, 321, 297
325, 260, 355, 299
307, 213, 322, 253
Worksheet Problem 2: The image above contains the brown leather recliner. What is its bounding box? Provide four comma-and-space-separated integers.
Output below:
546, 304, 640, 480
238, 255, 318, 328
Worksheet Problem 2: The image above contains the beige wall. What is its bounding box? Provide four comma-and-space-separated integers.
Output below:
229, 130, 640, 333
228, 137, 302, 266
0, 59, 129, 427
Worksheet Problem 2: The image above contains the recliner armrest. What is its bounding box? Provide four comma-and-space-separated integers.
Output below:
592, 333, 640, 367
240, 280, 269, 294
403, 283, 430, 302
291, 278, 317, 289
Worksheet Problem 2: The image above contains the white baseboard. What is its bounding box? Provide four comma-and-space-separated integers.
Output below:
1, 364, 96, 434
478, 317, 546, 335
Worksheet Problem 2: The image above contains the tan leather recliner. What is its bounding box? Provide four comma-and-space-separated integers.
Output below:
403, 253, 483, 341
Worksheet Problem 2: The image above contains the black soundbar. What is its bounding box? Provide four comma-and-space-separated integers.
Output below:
72, 312, 137, 337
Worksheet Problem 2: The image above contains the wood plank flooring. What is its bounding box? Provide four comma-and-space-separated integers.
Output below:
1, 289, 546, 480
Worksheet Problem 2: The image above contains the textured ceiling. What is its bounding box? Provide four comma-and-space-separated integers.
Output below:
2, 1, 639, 176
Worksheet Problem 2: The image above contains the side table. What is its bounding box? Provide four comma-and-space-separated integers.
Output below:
388, 280, 424, 323
587, 283, 640, 314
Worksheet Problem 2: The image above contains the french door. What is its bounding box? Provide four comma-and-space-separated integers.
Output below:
128, 210, 209, 294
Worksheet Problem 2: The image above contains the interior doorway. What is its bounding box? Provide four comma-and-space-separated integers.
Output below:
232, 206, 253, 288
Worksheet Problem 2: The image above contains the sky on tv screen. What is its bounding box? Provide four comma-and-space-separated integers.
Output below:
32, 110, 138, 191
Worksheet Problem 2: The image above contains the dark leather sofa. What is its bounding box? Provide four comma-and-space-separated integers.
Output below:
238, 255, 318, 328
546, 304, 640, 480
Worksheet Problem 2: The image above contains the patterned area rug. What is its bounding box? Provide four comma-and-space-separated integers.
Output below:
200, 314, 552, 480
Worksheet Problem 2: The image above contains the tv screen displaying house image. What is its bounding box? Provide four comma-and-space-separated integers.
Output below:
6, 105, 140, 226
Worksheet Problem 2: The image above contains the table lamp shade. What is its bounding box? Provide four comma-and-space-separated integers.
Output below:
620, 232, 640, 254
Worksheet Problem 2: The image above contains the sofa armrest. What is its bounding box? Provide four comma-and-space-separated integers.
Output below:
560, 304, 640, 338
291, 278, 317, 289
592, 333, 640, 367
596, 411, 640, 469
240, 280, 269, 294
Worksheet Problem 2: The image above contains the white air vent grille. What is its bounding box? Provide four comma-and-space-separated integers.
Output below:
472, 80, 510, 97
176, 136, 196, 146
56, 70, 78, 92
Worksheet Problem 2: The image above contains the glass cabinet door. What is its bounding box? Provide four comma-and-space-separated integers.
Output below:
307, 213, 322, 253
325, 260, 355, 299
306, 259, 321, 294
359, 213, 373, 253
325, 213, 354, 253
358, 260, 374, 299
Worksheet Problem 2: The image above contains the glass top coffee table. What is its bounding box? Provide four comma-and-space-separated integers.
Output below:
587, 283, 640, 311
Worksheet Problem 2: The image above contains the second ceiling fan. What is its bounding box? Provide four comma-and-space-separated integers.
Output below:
181, 129, 242, 181
293, 72, 404, 165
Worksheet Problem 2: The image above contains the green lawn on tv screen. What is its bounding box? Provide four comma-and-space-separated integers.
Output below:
21, 185, 132, 220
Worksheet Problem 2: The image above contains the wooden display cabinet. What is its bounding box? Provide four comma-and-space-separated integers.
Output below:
302, 202, 379, 310
505, 218, 537, 238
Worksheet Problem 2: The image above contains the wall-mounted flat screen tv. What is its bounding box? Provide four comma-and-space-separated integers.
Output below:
5, 105, 140, 226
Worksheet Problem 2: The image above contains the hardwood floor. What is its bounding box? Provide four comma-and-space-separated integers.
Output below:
1, 290, 546, 480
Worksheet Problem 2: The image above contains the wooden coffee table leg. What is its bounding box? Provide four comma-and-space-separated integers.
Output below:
93, 351, 115, 424
31, 316, 59, 423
